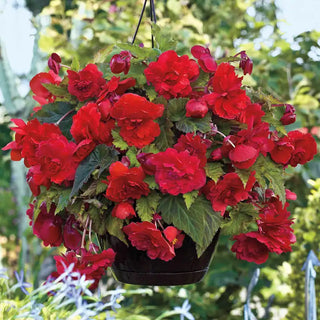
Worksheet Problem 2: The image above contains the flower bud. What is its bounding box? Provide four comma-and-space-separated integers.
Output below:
191, 45, 210, 59
112, 202, 136, 219
110, 51, 132, 75
121, 156, 130, 167
137, 153, 156, 175
48, 53, 61, 74
191, 45, 217, 73
63, 223, 82, 250
237, 51, 253, 75
280, 104, 296, 125
186, 99, 208, 118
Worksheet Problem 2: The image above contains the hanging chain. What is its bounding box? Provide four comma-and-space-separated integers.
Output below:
131, 0, 156, 48
150, 0, 157, 48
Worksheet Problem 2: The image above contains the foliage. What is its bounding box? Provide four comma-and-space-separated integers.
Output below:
286, 179, 320, 319
1, 0, 320, 319
0, 266, 194, 320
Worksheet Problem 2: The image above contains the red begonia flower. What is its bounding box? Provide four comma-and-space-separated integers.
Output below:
73, 139, 96, 162
105, 161, 150, 202
26, 167, 42, 196
144, 50, 199, 99
191, 45, 217, 73
123, 221, 175, 261
71, 102, 115, 146
229, 144, 259, 169
237, 103, 265, 129
110, 93, 164, 148
203, 63, 250, 119
163, 226, 185, 249
30, 70, 61, 105
35, 135, 78, 184
231, 232, 269, 264
269, 136, 294, 165
2, 118, 62, 167
150, 148, 206, 195
54, 248, 116, 290
203, 173, 250, 214
257, 197, 296, 254
174, 133, 208, 167
287, 130, 317, 167
67, 64, 105, 101
97, 76, 136, 104
62, 216, 82, 251
30, 202, 63, 247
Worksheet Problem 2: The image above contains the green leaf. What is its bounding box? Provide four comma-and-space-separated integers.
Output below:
71, 56, 80, 71
254, 89, 283, 105
145, 87, 157, 101
151, 23, 176, 52
71, 145, 118, 197
235, 168, 254, 186
125, 62, 147, 85
154, 117, 174, 151
68, 199, 85, 216
126, 316, 151, 320
55, 188, 72, 213
96, 180, 108, 194
117, 43, 159, 61
221, 203, 259, 235
167, 0, 181, 15
105, 214, 128, 245
92, 45, 114, 64
32, 101, 76, 139
251, 155, 286, 203
81, 180, 99, 197
143, 175, 159, 190
262, 106, 287, 135
87, 206, 108, 235
176, 113, 211, 133
191, 69, 209, 88
216, 56, 241, 64
112, 129, 128, 151
126, 146, 140, 167
136, 191, 161, 222
141, 144, 159, 154
159, 195, 222, 257
205, 162, 224, 182
85, 198, 103, 208
42, 83, 70, 97
167, 98, 188, 121
33, 186, 63, 220
183, 190, 199, 209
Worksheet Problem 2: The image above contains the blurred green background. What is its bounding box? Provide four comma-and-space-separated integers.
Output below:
0, 0, 319, 319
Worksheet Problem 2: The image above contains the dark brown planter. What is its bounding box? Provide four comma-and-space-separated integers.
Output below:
105, 229, 220, 286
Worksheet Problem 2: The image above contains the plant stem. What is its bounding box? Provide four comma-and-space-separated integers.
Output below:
88, 219, 97, 253
131, 0, 148, 45
55, 109, 74, 126
215, 130, 236, 148
81, 217, 90, 249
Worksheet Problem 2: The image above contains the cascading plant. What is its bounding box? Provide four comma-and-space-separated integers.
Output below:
3, 25, 317, 286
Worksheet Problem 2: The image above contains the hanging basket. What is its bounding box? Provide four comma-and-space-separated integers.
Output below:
105, 229, 220, 286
